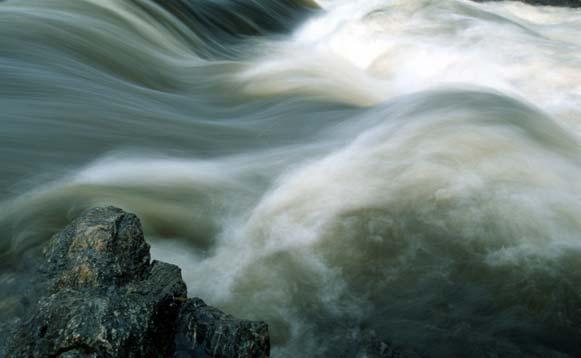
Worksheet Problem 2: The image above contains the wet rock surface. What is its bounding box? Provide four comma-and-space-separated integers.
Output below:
4, 207, 270, 358
174, 298, 270, 358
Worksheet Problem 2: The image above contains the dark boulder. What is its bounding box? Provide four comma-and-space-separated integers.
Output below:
42, 206, 152, 292
5, 206, 269, 358
175, 298, 270, 358
7, 207, 186, 357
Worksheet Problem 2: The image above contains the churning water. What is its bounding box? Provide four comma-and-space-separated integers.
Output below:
1, 0, 581, 356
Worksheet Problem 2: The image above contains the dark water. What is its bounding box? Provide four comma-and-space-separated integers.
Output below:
1, 0, 581, 356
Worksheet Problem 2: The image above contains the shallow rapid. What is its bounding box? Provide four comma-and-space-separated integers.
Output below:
1, 0, 581, 356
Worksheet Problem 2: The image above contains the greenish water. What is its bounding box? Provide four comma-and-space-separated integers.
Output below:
1, 0, 581, 356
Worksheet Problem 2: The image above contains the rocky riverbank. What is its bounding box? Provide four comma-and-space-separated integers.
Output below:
2, 207, 269, 358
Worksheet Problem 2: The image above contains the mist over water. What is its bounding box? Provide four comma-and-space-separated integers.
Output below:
1, 0, 581, 356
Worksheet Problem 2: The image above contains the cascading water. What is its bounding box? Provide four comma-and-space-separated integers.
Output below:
1, 0, 580, 356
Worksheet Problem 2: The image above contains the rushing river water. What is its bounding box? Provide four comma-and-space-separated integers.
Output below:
1, 0, 581, 356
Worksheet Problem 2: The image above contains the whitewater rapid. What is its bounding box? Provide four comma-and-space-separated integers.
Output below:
1, 0, 581, 356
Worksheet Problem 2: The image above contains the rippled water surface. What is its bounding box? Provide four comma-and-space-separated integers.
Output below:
1, 0, 581, 356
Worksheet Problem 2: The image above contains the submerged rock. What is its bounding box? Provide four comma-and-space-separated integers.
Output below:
6, 207, 269, 358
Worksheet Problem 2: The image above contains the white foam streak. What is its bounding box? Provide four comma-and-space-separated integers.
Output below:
241, 0, 581, 129
2, 0, 581, 355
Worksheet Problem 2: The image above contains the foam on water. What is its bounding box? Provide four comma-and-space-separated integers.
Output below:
241, 0, 581, 121
1, 0, 581, 356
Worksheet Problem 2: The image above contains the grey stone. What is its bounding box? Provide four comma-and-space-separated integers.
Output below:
7, 207, 186, 357
174, 298, 270, 358
5, 207, 269, 358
